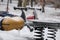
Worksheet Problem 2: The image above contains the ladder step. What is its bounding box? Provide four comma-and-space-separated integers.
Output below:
34, 35, 43, 37
48, 32, 56, 34
48, 30, 56, 32
48, 37, 56, 39
35, 29, 44, 31
34, 36, 41, 38
34, 38, 44, 40
48, 33, 56, 37
35, 32, 44, 34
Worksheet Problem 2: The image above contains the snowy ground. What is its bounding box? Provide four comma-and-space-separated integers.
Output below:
0, 26, 34, 40
0, 0, 60, 40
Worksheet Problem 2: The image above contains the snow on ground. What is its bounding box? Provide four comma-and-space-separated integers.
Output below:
0, 0, 60, 40
0, 26, 34, 40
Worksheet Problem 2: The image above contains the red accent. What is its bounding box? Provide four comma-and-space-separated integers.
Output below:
27, 16, 34, 20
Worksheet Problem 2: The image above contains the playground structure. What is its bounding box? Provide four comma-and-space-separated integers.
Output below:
14, 7, 60, 40
0, 0, 60, 40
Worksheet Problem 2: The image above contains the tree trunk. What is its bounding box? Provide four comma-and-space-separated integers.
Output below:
54, 0, 60, 9
18, 0, 22, 7
6, 0, 9, 12
40, 0, 45, 12
31, 0, 34, 7
10, 0, 12, 3
1, 0, 3, 2
22, 0, 27, 7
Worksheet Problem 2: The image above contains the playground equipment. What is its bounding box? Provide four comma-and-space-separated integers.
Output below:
14, 7, 60, 40
1, 0, 60, 40
14, 7, 45, 40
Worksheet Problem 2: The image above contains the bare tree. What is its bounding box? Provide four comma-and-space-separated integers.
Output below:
45, 0, 60, 9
